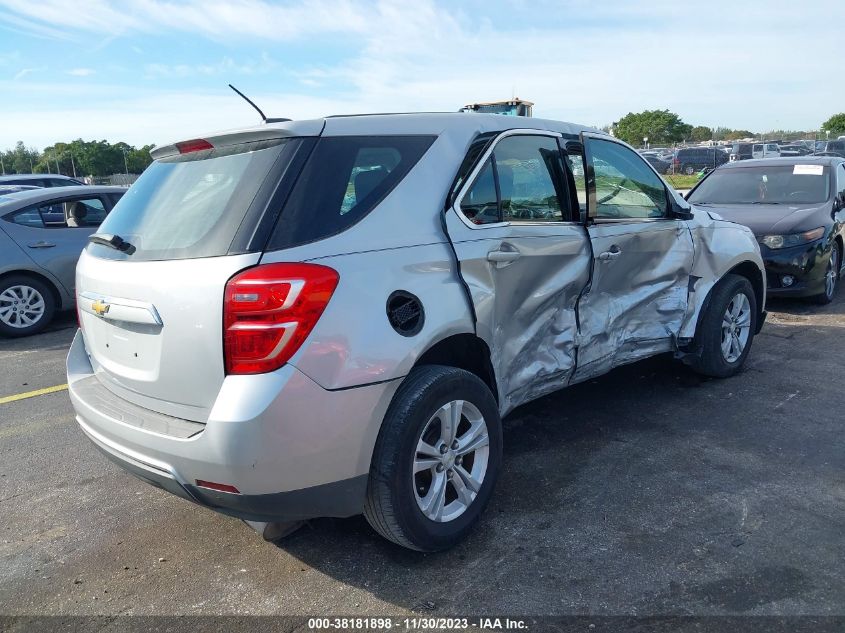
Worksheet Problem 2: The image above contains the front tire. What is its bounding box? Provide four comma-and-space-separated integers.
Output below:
812, 242, 840, 305
688, 274, 757, 378
0, 275, 56, 337
364, 365, 502, 551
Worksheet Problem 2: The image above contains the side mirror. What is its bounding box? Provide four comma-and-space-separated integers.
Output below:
671, 198, 694, 220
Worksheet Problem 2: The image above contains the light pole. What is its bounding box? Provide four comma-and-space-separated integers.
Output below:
0, 154, 4, 175
643, 136, 649, 150
121, 147, 129, 176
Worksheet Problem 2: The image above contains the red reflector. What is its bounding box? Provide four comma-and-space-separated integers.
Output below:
223, 262, 339, 375
196, 480, 240, 494
175, 139, 214, 154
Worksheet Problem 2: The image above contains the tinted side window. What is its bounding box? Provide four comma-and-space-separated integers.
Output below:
588, 139, 668, 220
64, 198, 107, 227
494, 135, 569, 223
6, 206, 44, 228
460, 158, 499, 224
269, 135, 435, 250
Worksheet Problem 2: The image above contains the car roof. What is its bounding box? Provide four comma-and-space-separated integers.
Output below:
0, 185, 128, 209
152, 112, 603, 159
719, 156, 844, 168
0, 173, 80, 183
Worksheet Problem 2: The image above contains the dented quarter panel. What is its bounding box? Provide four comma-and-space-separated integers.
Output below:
572, 219, 695, 383
678, 209, 766, 339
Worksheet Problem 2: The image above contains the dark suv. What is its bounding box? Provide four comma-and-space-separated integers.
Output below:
673, 147, 729, 174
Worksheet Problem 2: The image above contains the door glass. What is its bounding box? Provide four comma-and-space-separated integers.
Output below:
564, 153, 587, 219
588, 139, 668, 220
37, 197, 107, 228
460, 157, 500, 225
7, 207, 44, 228
493, 135, 568, 222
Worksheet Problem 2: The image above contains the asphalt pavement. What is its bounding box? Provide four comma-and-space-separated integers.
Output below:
1, 296, 843, 621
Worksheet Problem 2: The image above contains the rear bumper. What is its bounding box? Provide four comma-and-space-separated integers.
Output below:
67, 330, 400, 522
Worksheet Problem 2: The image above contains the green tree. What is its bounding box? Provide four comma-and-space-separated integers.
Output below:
724, 129, 755, 141
689, 126, 713, 142
614, 109, 692, 146
821, 113, 845, 136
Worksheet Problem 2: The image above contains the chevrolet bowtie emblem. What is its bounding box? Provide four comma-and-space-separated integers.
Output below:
92, 299, 110, 317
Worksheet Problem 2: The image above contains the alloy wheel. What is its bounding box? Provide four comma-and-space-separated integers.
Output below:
0, 285, 46, 329
825, 247, 839, 300
721, 292, 751, 363
413, 399, 490, 523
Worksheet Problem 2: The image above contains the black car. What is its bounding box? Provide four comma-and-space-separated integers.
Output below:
0, 174, 85, 188
779, 144, 812, 157
687, 157, 845, 303
673, 147, 729, 175
643, 154, 670, 174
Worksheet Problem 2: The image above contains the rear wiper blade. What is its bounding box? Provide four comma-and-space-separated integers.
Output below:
89, 233, 135, 254
751, 201, 781, 204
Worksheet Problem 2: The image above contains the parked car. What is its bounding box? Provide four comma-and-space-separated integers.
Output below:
0, 173, 86, 188
816, 140, 845, 158
687, 157, 845, 303
0, 186, 126, 335
0, 184, 40, 197
673, 147, 729, 174
642, 154, 670, 174
779, 144, 812, 157
67, 114, 765, 551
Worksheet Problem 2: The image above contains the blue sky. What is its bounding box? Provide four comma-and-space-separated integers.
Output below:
1, 0, 843, 150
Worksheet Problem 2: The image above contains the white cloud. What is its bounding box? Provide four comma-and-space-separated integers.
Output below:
144, 54, 275, 79
13, 66, 45, 80
0, 0, 843, 148
67, 67, 96, 76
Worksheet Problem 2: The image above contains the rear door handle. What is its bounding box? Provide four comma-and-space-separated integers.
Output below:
27, 241, 56, 249
487, 249, 521, 268
598, 245, 622, 261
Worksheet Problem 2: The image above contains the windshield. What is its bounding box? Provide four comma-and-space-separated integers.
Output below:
688, 164, 831, 205
88, 139, 296, 261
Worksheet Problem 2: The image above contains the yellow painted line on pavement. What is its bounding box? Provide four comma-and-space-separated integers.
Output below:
0, 383, 68, 405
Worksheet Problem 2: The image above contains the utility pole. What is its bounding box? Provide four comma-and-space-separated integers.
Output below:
121, 147, 129, 176
0, 154, 5, 175
70, 153, 77, 178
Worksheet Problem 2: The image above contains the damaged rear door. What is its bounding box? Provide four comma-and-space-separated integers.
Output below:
444, 131, 591, 414
570, 134, 695, 382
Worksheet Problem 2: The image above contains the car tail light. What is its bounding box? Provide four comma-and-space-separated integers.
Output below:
223, 263, 339, 375
175, 138, 214, 154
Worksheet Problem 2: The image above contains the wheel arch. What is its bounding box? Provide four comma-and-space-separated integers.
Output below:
413, 333, 498, 404
691, 261, 765, 343
0, 269, 63, 310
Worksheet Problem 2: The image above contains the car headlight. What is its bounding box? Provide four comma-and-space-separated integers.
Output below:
760, 227, 825, 249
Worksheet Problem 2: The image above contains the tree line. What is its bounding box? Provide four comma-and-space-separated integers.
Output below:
608, 111, 845, 147
5, 111, 845, 175
0, 139, 154, 177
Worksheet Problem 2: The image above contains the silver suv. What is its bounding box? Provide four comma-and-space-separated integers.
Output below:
68, 113, 766, 551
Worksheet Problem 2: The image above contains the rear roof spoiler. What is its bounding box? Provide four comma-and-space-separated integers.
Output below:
150, 119, 326, 160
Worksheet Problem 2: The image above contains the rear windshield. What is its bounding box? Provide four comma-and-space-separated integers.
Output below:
267, 135, 436, 250
87, 139, 296, 261
688, 165, 831, 205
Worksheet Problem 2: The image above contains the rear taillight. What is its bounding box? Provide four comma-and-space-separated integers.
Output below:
223, 263, 339, 375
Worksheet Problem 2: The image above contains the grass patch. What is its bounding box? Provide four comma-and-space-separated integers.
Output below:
663, 174, 700, 190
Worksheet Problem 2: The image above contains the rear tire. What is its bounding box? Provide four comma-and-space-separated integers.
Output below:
811, 242, 840, 305
0, 275, 56, 337
364, 365, 502, 551
688, 274, 757, 378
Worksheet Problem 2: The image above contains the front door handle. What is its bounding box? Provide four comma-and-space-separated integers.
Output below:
27, 241, 56, 249
487, 249, 521, 267
598, 245, 622, 261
